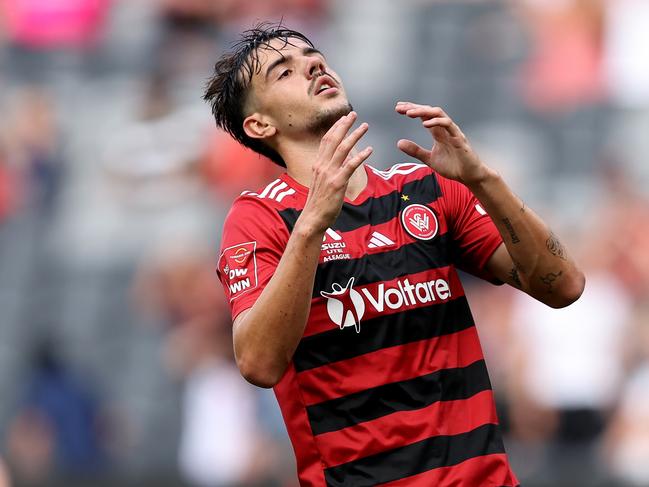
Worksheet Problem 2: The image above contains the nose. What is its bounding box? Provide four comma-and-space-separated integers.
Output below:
305, 56, 326, 78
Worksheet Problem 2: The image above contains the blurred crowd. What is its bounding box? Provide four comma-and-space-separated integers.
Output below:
0, 1, 648, 486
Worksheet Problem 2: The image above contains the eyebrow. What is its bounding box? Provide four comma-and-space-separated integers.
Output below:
265, 47, 324, 80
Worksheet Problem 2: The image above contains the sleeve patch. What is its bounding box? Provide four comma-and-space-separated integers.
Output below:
219, 241, 258, 301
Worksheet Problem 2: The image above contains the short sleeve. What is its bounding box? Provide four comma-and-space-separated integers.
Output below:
216, 198, 289, 320
437, 175, 503, 281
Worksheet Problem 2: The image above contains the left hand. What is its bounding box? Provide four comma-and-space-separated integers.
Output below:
395, 102, 492, 186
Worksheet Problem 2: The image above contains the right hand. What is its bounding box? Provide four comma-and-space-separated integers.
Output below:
301, 111, 372, 233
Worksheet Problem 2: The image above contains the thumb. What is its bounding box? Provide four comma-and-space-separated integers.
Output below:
397, 139, 431, 164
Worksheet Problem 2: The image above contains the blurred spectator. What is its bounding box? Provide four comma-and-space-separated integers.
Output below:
604, 0, 649, 108
135, 245, 286, 486
513, 0, 605, 113
506, 230, 633, 483
0, 140, 19, 223
0, 458, 10, 487
604, 301, 649, 486
511, 0, 608, 177
3, 88, 64, 217
5, 339, 107, 484
0, 0, 112, 81
0, 0, 110, 49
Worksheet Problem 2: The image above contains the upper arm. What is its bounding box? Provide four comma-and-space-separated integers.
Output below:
216, 199, 289, 320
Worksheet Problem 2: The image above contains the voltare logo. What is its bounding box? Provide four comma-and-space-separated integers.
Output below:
320, 275, 452, 331
320, 278, 365, 333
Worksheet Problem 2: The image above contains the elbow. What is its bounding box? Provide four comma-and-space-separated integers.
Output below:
547, 269, 586, 309
236, 354, 285, 389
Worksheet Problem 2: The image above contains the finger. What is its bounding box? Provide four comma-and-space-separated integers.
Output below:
340, 146, 373, 176
320, 111, 357, 156
422, 117, 463, 138
395, 101, 443, 116
395, 101, 424, 115
397, 139, 431, 164
331, 121, 369, 165
404, 106, 446, 120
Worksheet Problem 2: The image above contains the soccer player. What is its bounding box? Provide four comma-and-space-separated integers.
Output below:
205, 25, 585, 487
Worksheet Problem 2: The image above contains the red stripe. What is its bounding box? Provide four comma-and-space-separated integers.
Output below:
316, 390, 498, 467
273, 364, 327, 487
380, 453, 519, 487
298, 325, 482, 405
304, 265, 464, 337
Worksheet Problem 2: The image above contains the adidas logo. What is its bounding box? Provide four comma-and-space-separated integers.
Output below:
368, 231, 395, 249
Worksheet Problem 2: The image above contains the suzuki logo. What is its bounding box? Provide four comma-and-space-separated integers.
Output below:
320, 278, 365, 333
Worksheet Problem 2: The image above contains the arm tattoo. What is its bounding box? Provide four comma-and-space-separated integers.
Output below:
513, 259, 527, 274
501, 218, 520, 244
546, 231, 567, 260
539, 271, 563, 294
508, 267, 522, 288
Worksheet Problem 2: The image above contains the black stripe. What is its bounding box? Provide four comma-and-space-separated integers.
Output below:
308, 359, 491, 435
324, 423, 505, 487
278, 172, 441, 232
294, 296, 474, 372
313, 232, 453, 297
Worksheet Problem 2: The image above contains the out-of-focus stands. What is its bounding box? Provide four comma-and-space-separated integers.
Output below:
0, 1, 648, 486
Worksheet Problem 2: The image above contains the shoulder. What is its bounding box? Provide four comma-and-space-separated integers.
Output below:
222, 177, 298, 243
237, 177, 298, 207
227, 177, 298, 220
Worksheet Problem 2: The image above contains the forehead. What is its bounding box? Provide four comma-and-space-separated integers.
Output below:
255, 37, 314, 68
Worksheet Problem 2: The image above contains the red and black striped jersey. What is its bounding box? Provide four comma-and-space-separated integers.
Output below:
217, 163, 519, 487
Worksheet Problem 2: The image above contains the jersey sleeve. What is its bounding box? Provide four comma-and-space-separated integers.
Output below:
437, 174, 503, 282
216, 197, 289, 320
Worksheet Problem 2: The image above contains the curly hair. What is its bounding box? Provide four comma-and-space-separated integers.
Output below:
203, 22, 315, 167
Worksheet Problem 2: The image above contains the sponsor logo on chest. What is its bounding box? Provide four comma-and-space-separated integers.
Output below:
321, 228, 351, 262
320, 275, 451, 332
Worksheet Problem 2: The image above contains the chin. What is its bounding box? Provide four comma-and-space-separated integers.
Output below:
308, 102, 354, 136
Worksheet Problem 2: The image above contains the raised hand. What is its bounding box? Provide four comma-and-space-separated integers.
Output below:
395, 102, 492, 186
302, 111, 373, 232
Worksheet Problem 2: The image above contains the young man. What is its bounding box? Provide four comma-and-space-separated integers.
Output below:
205, 25, 585, 487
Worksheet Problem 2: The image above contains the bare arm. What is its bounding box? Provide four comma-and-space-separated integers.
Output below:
395, 102, 585, 308
232, 112, 373, 388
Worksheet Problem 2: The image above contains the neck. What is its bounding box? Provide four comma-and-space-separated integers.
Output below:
280, 136, 368, 200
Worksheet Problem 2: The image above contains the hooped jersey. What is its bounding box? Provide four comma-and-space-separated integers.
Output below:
217, 163, 519, 487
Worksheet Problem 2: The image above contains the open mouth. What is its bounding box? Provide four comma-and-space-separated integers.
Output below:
313, 76, 338, 96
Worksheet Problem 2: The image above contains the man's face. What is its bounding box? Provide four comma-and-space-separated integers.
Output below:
246, 37, 351, 139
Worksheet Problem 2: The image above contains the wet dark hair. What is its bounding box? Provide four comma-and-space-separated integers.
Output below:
203, 22, 315, 168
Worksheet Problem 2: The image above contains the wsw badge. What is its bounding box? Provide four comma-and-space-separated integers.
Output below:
401, 203, 439, 241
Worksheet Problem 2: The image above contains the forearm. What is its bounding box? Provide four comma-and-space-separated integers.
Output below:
467, 169, 585, 307
233, 215, 324, 387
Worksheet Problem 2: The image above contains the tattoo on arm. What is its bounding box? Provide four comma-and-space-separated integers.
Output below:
546, 231, 567, 260
501, 218, 520, 244
508, 267, 522, 288
539, 270, 563, 294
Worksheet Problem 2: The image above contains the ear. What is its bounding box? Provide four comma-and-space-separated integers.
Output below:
243, 114, 277, 141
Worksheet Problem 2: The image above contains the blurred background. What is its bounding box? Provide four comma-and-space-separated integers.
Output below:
0, 0, 648, 486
